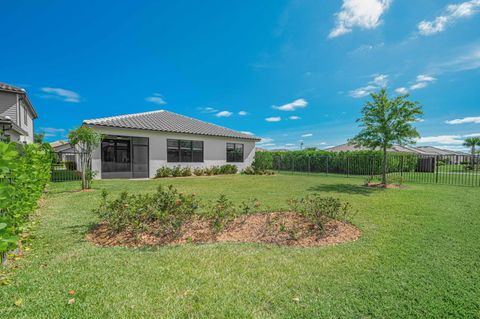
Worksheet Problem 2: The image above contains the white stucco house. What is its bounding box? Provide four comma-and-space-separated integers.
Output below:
83, 110, 260, 179
0, 82, 38, 144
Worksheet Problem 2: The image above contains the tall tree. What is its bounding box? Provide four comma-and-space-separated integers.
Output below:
68, 126, 101, 189
33, 133, 45, 144
349, 89, 423, 186
463, 137, 480, 165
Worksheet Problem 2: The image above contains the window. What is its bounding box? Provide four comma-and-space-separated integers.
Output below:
167, 139, 203, 162
226, 143, 244, 162
23, 107, 27, 126
101, 139, 131, 172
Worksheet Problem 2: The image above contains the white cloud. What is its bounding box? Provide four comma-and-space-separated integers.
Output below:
349, 85, 377, 98
265, 116, 281, 122
40, 87, 81, 103
272, 98, 308, 111
145, 93, 166, 105
241, 131, 254, 136
301, 133, 313, 137
417, 135, 464, 144
259, 143, 276, 148
40, 127, 65, 133
409, 82, 429, 90
418, 0, 480, 36
289, 115, 301, 120
329, 0, 392, 38
395, 87, 409, 94
198, 107, 218, 113
215, 111, 233, 117
464, 133, 480, 137
432, 46, 480, 73
371, 74, 389, 86
416, 74, 436, 82
349, 74, 388, 98
445, 116, 480, 124
238, 111, 248, 116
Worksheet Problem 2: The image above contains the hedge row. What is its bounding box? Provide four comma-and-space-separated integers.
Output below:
253, 150, 418, 175
0, 142, 52, 262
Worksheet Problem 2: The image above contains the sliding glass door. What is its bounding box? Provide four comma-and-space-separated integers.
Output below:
101, 136, 149, 179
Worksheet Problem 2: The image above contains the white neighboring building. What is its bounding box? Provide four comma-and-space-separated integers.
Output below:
0, 82, 38, 144
83, 110, 260, 179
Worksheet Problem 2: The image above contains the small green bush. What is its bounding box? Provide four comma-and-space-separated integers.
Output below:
95, 185, 200, 235
171, 166, 182, 177
288, 194, 353, 234
181, 167, 192, 177
193, 167, 204, 176
156, 166, 172, 178
202, 194, 238, 233
242, 166, 274, 175
219, 164, 238, 174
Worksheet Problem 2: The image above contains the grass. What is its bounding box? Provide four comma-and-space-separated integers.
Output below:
1, 174, 480, 318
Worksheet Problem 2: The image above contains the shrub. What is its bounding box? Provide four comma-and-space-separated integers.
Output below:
219, 164, 238, 174
242, 166, 275, 175
193, 167, 204, 176
156, 166, 172, 178
0, 142, 52, 264
202, 194, 238, 233
95, 185, 200, 235
171, 166, 182, 177
181, 167, 192, 177
256, 150, 418, 175
288, 194, 353, 234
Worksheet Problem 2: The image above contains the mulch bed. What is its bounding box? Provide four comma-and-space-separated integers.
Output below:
87, 212, 361, 248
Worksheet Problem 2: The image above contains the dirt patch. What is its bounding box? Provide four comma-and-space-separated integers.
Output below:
87, 212, 361, 248
365, 182, 405, 189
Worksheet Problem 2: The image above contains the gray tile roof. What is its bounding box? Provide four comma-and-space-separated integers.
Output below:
83, 110, 261, 141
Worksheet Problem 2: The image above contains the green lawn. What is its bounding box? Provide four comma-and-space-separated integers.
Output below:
1, 174, 480, 318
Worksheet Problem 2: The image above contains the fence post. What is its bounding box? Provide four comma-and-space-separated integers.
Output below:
400, 156, 404, 177
435, 156, 439, 184
326, 156, 329, 175
347, 156, 350, 177
308, 156, 311, 173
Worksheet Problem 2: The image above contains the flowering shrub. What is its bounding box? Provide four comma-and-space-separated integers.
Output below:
0, 142, 52, 264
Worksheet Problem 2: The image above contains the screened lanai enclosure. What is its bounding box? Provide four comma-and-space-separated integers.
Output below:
101, 136, 149, 179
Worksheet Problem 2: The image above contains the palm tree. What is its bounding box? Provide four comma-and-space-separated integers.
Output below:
463, 137, 480, 166
464, 137, 480, 156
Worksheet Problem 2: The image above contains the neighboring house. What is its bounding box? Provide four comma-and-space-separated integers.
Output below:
83, 110, 261, 179
51, 140, 77, 162
325, 143, 468, 156
0, 82, 38, 144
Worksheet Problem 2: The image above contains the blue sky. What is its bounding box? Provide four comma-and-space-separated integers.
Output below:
1, 0, 479, 151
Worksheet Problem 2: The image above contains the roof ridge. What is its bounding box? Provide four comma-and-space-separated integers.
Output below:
84, 109, 165, 123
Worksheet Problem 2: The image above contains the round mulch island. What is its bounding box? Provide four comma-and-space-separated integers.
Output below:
87, 212, 361, 248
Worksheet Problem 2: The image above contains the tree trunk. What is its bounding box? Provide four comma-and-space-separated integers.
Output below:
382, 146, 388, 185
81, 153, 86, 190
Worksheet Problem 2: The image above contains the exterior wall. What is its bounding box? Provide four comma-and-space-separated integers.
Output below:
88, 126, 256, 179
18, 99, 34, 144
0, 91, 18, 121
0, 91, 34, 143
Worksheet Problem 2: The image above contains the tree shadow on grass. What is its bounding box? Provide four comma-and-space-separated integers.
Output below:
307, 184, 382, 196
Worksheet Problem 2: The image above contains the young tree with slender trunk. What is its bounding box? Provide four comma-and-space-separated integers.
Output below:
68, 126, 101, 190
349, 89, 423, 186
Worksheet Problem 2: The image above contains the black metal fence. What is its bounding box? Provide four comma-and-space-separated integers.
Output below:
273, 154, 480, 187
51, 152, 82, 182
